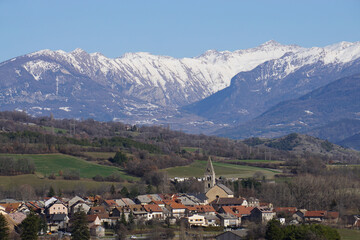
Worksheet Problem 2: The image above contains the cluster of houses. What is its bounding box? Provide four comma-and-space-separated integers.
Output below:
0, 158, 358, 238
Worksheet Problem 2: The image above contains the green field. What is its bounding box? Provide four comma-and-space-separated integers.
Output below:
41, 126, 68, 134
181, 147, 201, 153
225, 159, 284, 164
163, 160, 281, 179
0, 153, 136, 180
0, 174, 128, 191
338, 228, 360, 240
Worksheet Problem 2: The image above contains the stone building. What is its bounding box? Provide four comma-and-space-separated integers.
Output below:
204, 157, 234, 202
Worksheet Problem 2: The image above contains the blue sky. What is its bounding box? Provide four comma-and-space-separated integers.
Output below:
1, 0, 359, 62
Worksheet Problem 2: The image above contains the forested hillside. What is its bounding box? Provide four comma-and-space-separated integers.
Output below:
0, 111, 359, 180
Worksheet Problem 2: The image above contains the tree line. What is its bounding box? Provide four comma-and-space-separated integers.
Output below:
0, 111, 359, 180
0, 157, 35, 175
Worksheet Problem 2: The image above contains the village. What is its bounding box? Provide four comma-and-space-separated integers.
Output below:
1, 158, 358, 239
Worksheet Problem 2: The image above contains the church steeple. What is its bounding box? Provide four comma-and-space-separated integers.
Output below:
204, 156, 216, 193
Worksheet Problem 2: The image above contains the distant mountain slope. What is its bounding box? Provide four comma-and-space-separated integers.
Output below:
337, 134, 360, 150
183, 42, 360, 125
306, 119, 360, 143
242, 133, 359, 162
1, 41, 360, 133
0, 41, 301, 121
215, 73, 360, 139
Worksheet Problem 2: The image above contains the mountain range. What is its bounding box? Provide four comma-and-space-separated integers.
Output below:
215, 74, 360, 143
1, 40, 360, 148
183, 42, 360, 124
0, 40, 299, 120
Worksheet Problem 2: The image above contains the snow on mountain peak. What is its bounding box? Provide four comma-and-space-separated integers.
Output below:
260, 40, 283, 47
322, 41, 360, 64
14, 40, 360, 109
72, 48, 87, 53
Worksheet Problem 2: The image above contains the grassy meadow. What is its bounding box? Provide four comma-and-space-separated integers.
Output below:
163, 160, 281, 179
0, 174, 128, 191
225, 159, 284, 164
337, 229, 360, 240
181, 147, 202, 153
0, 153, 136, 180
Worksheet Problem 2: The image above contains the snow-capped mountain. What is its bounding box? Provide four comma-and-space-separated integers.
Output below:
1, 40, 360, 133
0, 40, 301, 122
183, 41, 360, 126
1, 40, 299, 106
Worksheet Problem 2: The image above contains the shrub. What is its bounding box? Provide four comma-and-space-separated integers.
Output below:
63, 169, 80, 180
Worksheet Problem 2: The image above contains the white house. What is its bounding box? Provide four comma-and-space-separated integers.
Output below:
187, 214, 206, 227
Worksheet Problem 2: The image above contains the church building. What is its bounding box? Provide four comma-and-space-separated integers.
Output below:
204, 157, 234, 202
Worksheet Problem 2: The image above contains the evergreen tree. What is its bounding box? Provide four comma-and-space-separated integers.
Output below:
146, 184, 153, 194
265, 219, 284, 240
110, 184, 116, 195
47, 186, 55, 198
115, 224, 128, 240
39, 215, 48, 235
127, 211, 135, 230
120, 210, 127, 226
112, 151, 128, 166
57, 188, 63, 198
308, 224, 340, 240
0, 214, 9, 240
70, 210, 90, 240
129, 187, 139, 199
19, 212, 40, 240
119, 187, 129, 198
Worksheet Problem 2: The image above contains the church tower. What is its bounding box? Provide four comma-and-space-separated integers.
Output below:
204, 156, 216, 193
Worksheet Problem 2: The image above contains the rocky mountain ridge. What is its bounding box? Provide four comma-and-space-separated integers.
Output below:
215, 74, 360, 143
183, 42, 360, 124
1, 41, 360, 134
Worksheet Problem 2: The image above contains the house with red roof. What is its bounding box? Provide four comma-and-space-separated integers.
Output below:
274, 207, 297, 215
194, 205, 216, 215
210, 197, 247, 211
102, 199, 118, 210
87, 215, 101, 228
220, 206, 254, 218
293, 210, 327, 223
324, 211, 339, 224
164, 201, 187, 218
0, 202, 22, 214
128, 204, 148, 219
89, 206, 110, 224
219, 205, 255, 224
25, 201, 43, 214
150, 200, 165, 208
143, 204, 164, 220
